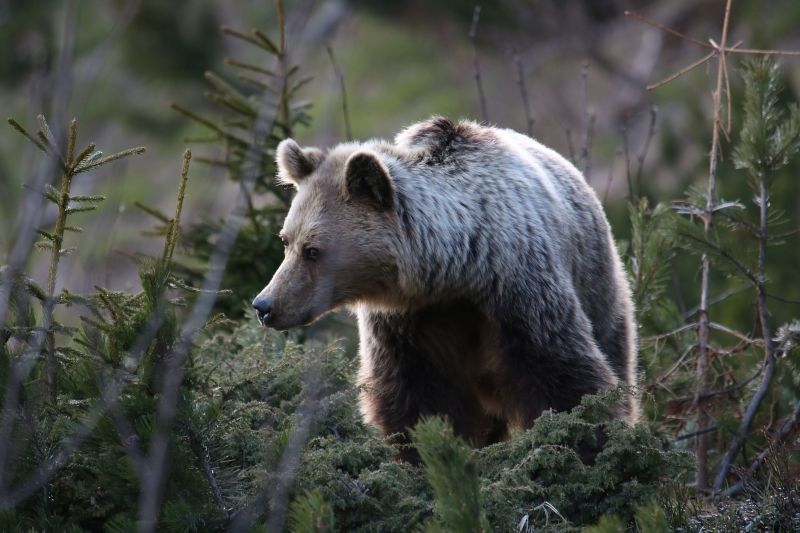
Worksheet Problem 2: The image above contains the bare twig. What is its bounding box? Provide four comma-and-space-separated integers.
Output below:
708, 322, 762, 346
723, 400, 800, 497
189, 431, 229, 518
634, 106, 658, 200
469, 5, 488, 122
621, 123, 633, 200
646, 51, 716, 91
642, 322, 698, 344
0, 0, 81, 493
581, 114, 596, 181
624, 10, 713, 50
602, 148, 621, 205
227, 370, 323, 533
767, 293, 800, 305
682, 285, 750, 320
136, 2, 310, 529
625, 11, 800, 58
565, 129, 577, 163
673, 360, 767, 405
677, 425, 718, 441
325, 45, 353, 141
578, 62, 595, 181
679, 232, 759, 285
635, 0, 735, 491
648, 343, 696, 388
512, 49, 534, 136
74, 0, 142, 116
690, 0, 733, 487
713, 176, 779, 493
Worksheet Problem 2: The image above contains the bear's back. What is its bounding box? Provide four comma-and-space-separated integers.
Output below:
391, 118, 605, 278
388, 117, 635, 389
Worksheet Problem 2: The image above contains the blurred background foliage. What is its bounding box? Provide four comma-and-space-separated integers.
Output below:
2, 0, 799, 314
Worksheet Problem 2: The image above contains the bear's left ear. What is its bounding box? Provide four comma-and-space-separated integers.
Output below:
276, 139, 325, 188
344, 151, 394, 211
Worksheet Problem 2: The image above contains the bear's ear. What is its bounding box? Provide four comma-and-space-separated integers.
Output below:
276, 139, 325, 188
344, 151, 394, 210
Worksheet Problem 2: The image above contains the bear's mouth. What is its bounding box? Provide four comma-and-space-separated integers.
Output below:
256, 310, 315, 331
255, 309, 270, 326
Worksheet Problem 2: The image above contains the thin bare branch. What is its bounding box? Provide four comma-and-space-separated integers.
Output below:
581, 114, 596, 181
602, 148, 621, 205
189, 431, 229, 519
326, 45, 353, 141
0, 2, 79, 485
714, 173, 780, 493
648, 343, 696, 388
723, 399, 800, 497
723, 47, 800, 57
565, 129, 577, 163
624, 10, 714, 49
642, 322, 698, 343
709, 322, 763, 346
468, 5, 488, 122
136, 3, 299, 527
682, 285, 750, 320
621, 123, 633, 200
767, 292, 800, 305
512, 49, 534, 136
634, 106, 658, 198
679, 232, 759, 285
578, 62, 595, 180
646, 51, 715, 91
676, 425, 718, 441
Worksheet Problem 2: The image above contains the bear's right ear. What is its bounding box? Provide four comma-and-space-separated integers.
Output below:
276, 139, 325, 188
344, 151, 394, 211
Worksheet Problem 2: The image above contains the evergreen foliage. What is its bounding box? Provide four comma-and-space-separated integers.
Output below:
411, 417, 491, 533
172, 0, 312, 318
632, 56, 800, 502
288, 490, 336, 533
734, 58, 800, 177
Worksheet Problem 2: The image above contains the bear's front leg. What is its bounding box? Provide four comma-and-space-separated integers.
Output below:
356, 304, 506, 462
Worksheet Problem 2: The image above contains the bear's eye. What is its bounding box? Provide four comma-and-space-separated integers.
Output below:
303, 247, 320, 262
280, 236, 289, 247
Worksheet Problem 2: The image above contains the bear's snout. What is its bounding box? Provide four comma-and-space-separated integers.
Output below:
251, 295, 273, 326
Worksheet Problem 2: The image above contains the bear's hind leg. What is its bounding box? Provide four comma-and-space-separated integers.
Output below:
494, 317, 621, 429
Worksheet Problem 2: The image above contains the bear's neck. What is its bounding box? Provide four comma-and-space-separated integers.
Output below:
393, 183, 479, 301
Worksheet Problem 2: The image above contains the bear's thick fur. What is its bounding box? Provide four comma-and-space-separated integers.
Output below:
253, 117, 638, 457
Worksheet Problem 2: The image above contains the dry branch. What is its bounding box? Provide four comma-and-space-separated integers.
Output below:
326, 45, 353, 141
469, 5, 488, 122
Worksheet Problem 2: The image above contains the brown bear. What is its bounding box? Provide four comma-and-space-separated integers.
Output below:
253, 117, 638, 458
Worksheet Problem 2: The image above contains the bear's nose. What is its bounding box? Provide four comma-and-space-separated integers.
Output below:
252, 296, 273, 324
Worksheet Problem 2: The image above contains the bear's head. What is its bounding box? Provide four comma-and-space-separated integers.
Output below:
252, 139, 401, 329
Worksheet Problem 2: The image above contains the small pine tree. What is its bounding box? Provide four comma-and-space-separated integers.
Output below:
172, 0, 312, 319
411, 417, 492, 533
288, 490, 336, 533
